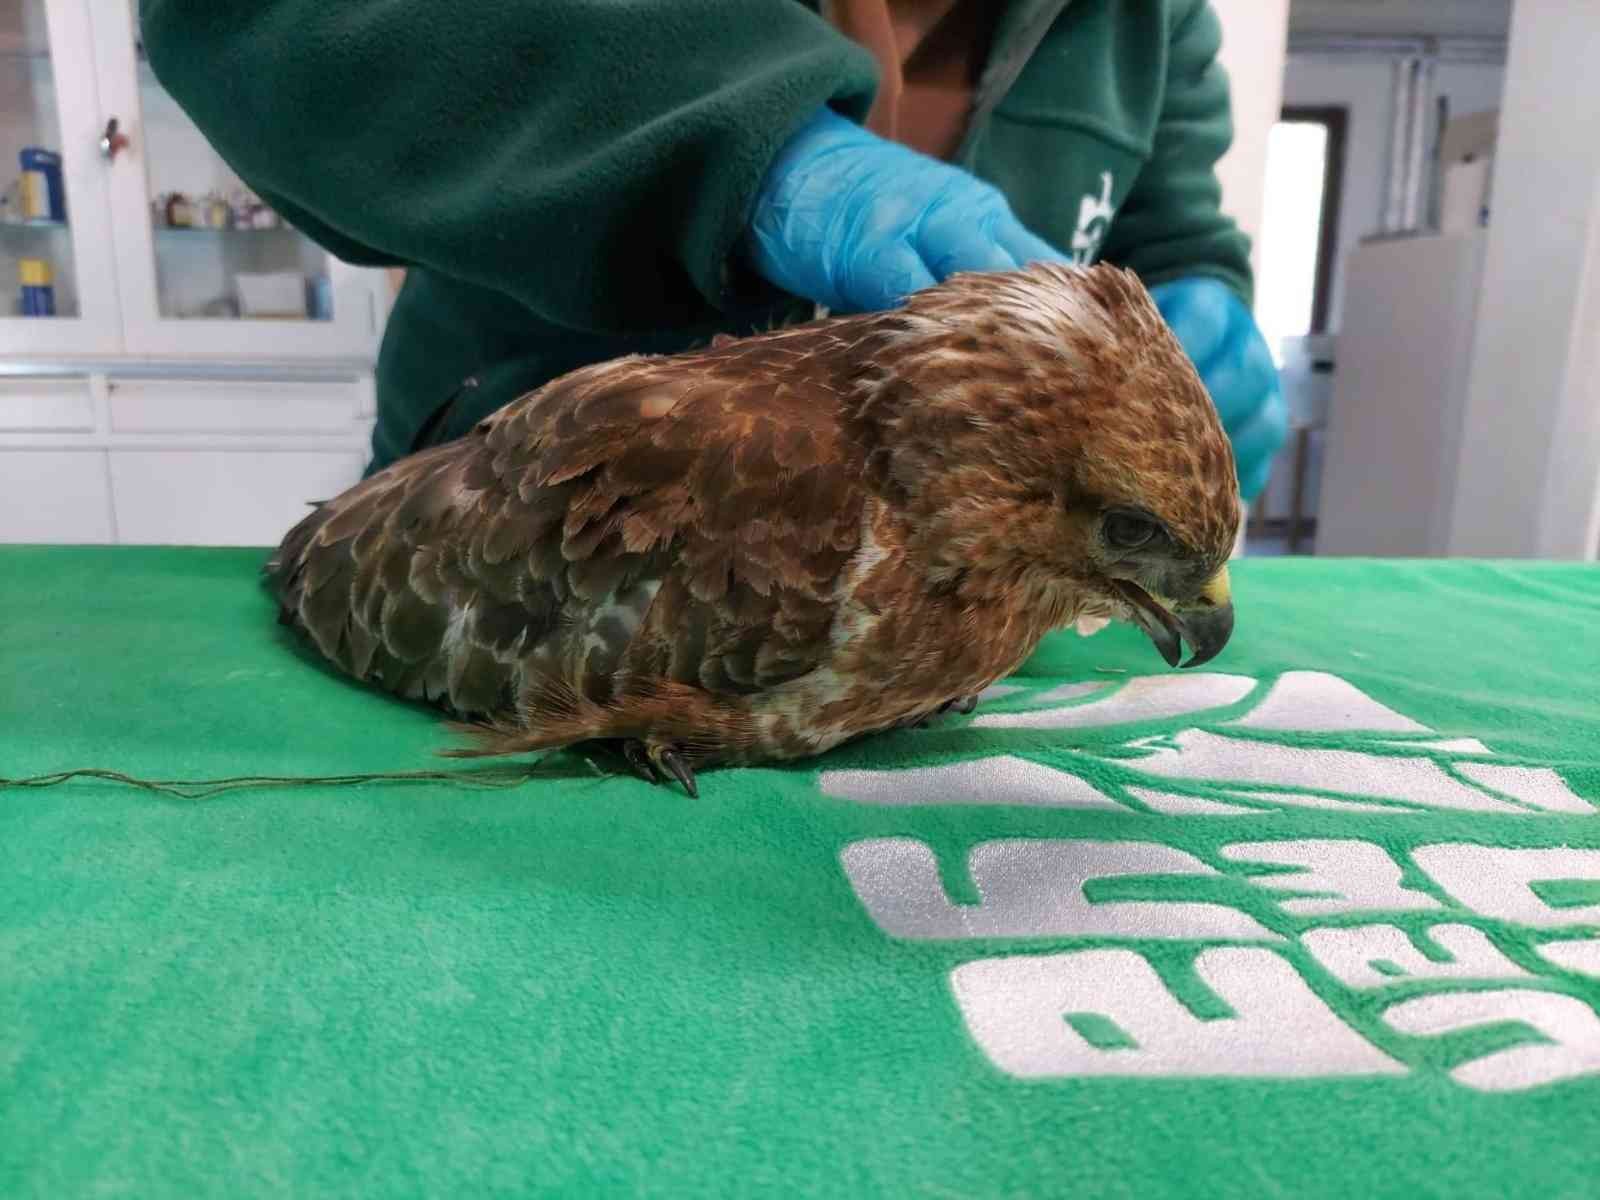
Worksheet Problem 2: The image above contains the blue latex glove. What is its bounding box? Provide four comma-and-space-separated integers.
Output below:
745, 106, 1066, 314
1149, 277, 1288, 502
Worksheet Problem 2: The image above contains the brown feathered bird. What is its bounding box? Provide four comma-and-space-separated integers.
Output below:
267, 262, 1239, 795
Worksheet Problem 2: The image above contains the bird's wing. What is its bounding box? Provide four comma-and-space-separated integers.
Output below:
267, 435, 574, 714
486, 331, 870, 695
268, 326, 869, 716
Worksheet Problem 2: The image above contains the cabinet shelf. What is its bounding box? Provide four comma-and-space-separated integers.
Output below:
0, 219, 70, 234
153, 223, 299, 237
0, 0, 381, 361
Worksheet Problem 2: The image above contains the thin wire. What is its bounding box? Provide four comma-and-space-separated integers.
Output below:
0, 765, 540, 800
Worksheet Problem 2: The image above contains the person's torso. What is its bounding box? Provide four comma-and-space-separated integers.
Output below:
371, 0, 1186, 472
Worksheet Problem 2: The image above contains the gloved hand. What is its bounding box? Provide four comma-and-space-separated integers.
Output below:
745, 106, 1066, 314
1149, 277, 1288, 502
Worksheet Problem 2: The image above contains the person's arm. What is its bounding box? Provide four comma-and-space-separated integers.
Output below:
138, 0, 879, 334
1095, 0, 1252, 304
1092, 2, 1286, 502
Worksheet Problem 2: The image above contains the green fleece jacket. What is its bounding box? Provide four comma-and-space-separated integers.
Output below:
139, 0, 1251, 473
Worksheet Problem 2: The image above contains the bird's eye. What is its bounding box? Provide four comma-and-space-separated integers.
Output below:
1103, 511, 1161, 550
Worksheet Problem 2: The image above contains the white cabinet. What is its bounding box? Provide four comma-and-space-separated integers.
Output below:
0, 0, 389, 547
0, 0, 385, 360
0, 365, 373, 546
1315, 233, 1488, 557
0, 371, 91, 429
0, 0, 121, 354
106, 377, 366, 435
0, 446, 112, 541
109, 448, 363, 546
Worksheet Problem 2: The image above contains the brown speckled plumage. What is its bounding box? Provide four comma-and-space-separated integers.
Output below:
266, 262, 1240, 785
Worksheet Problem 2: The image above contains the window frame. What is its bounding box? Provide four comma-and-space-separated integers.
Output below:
1276, 105, 1348, 336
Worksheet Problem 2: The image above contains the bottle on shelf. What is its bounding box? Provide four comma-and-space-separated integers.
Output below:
19, 148, 67, 223
19, 258, 55, 317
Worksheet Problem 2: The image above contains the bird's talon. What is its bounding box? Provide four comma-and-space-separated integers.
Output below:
622, 739, 660, 784
902, 696, 979, 731
650, 745, 699, 798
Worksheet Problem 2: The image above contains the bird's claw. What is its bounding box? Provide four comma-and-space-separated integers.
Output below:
895, 695, 980, 731
653, 746, 699, 799
622, 740, 659, 784
620, 738, 699, 798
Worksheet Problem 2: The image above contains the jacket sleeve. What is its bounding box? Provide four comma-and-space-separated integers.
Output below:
1096, 0, 1254, 305
137, 1, 879, 334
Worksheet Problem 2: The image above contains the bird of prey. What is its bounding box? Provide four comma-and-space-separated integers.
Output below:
267, 262, 1239, 795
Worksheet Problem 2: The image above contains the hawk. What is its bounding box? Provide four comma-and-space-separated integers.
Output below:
268, 263, 1239, 795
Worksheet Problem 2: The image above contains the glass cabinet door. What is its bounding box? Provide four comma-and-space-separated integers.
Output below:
0, 0, 120, 354
94, 0, 382, 359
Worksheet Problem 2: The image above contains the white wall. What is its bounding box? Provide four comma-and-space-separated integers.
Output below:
1445, 1, 1600, 559
1432, 62, 1508, 120
1210, 0, 1291, 282
1209, 0, 1289, 554
1281, 57, 1504, 330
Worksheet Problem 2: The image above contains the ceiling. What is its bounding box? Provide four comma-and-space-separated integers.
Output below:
1289, 0, 1512, 39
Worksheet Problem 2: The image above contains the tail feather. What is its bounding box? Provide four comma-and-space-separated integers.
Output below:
263, 500, 332, 595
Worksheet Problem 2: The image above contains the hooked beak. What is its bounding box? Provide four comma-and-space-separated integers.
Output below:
1113, 567, 1234, 669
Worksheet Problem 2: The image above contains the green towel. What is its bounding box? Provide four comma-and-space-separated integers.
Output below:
4, 547, 1599, 1197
